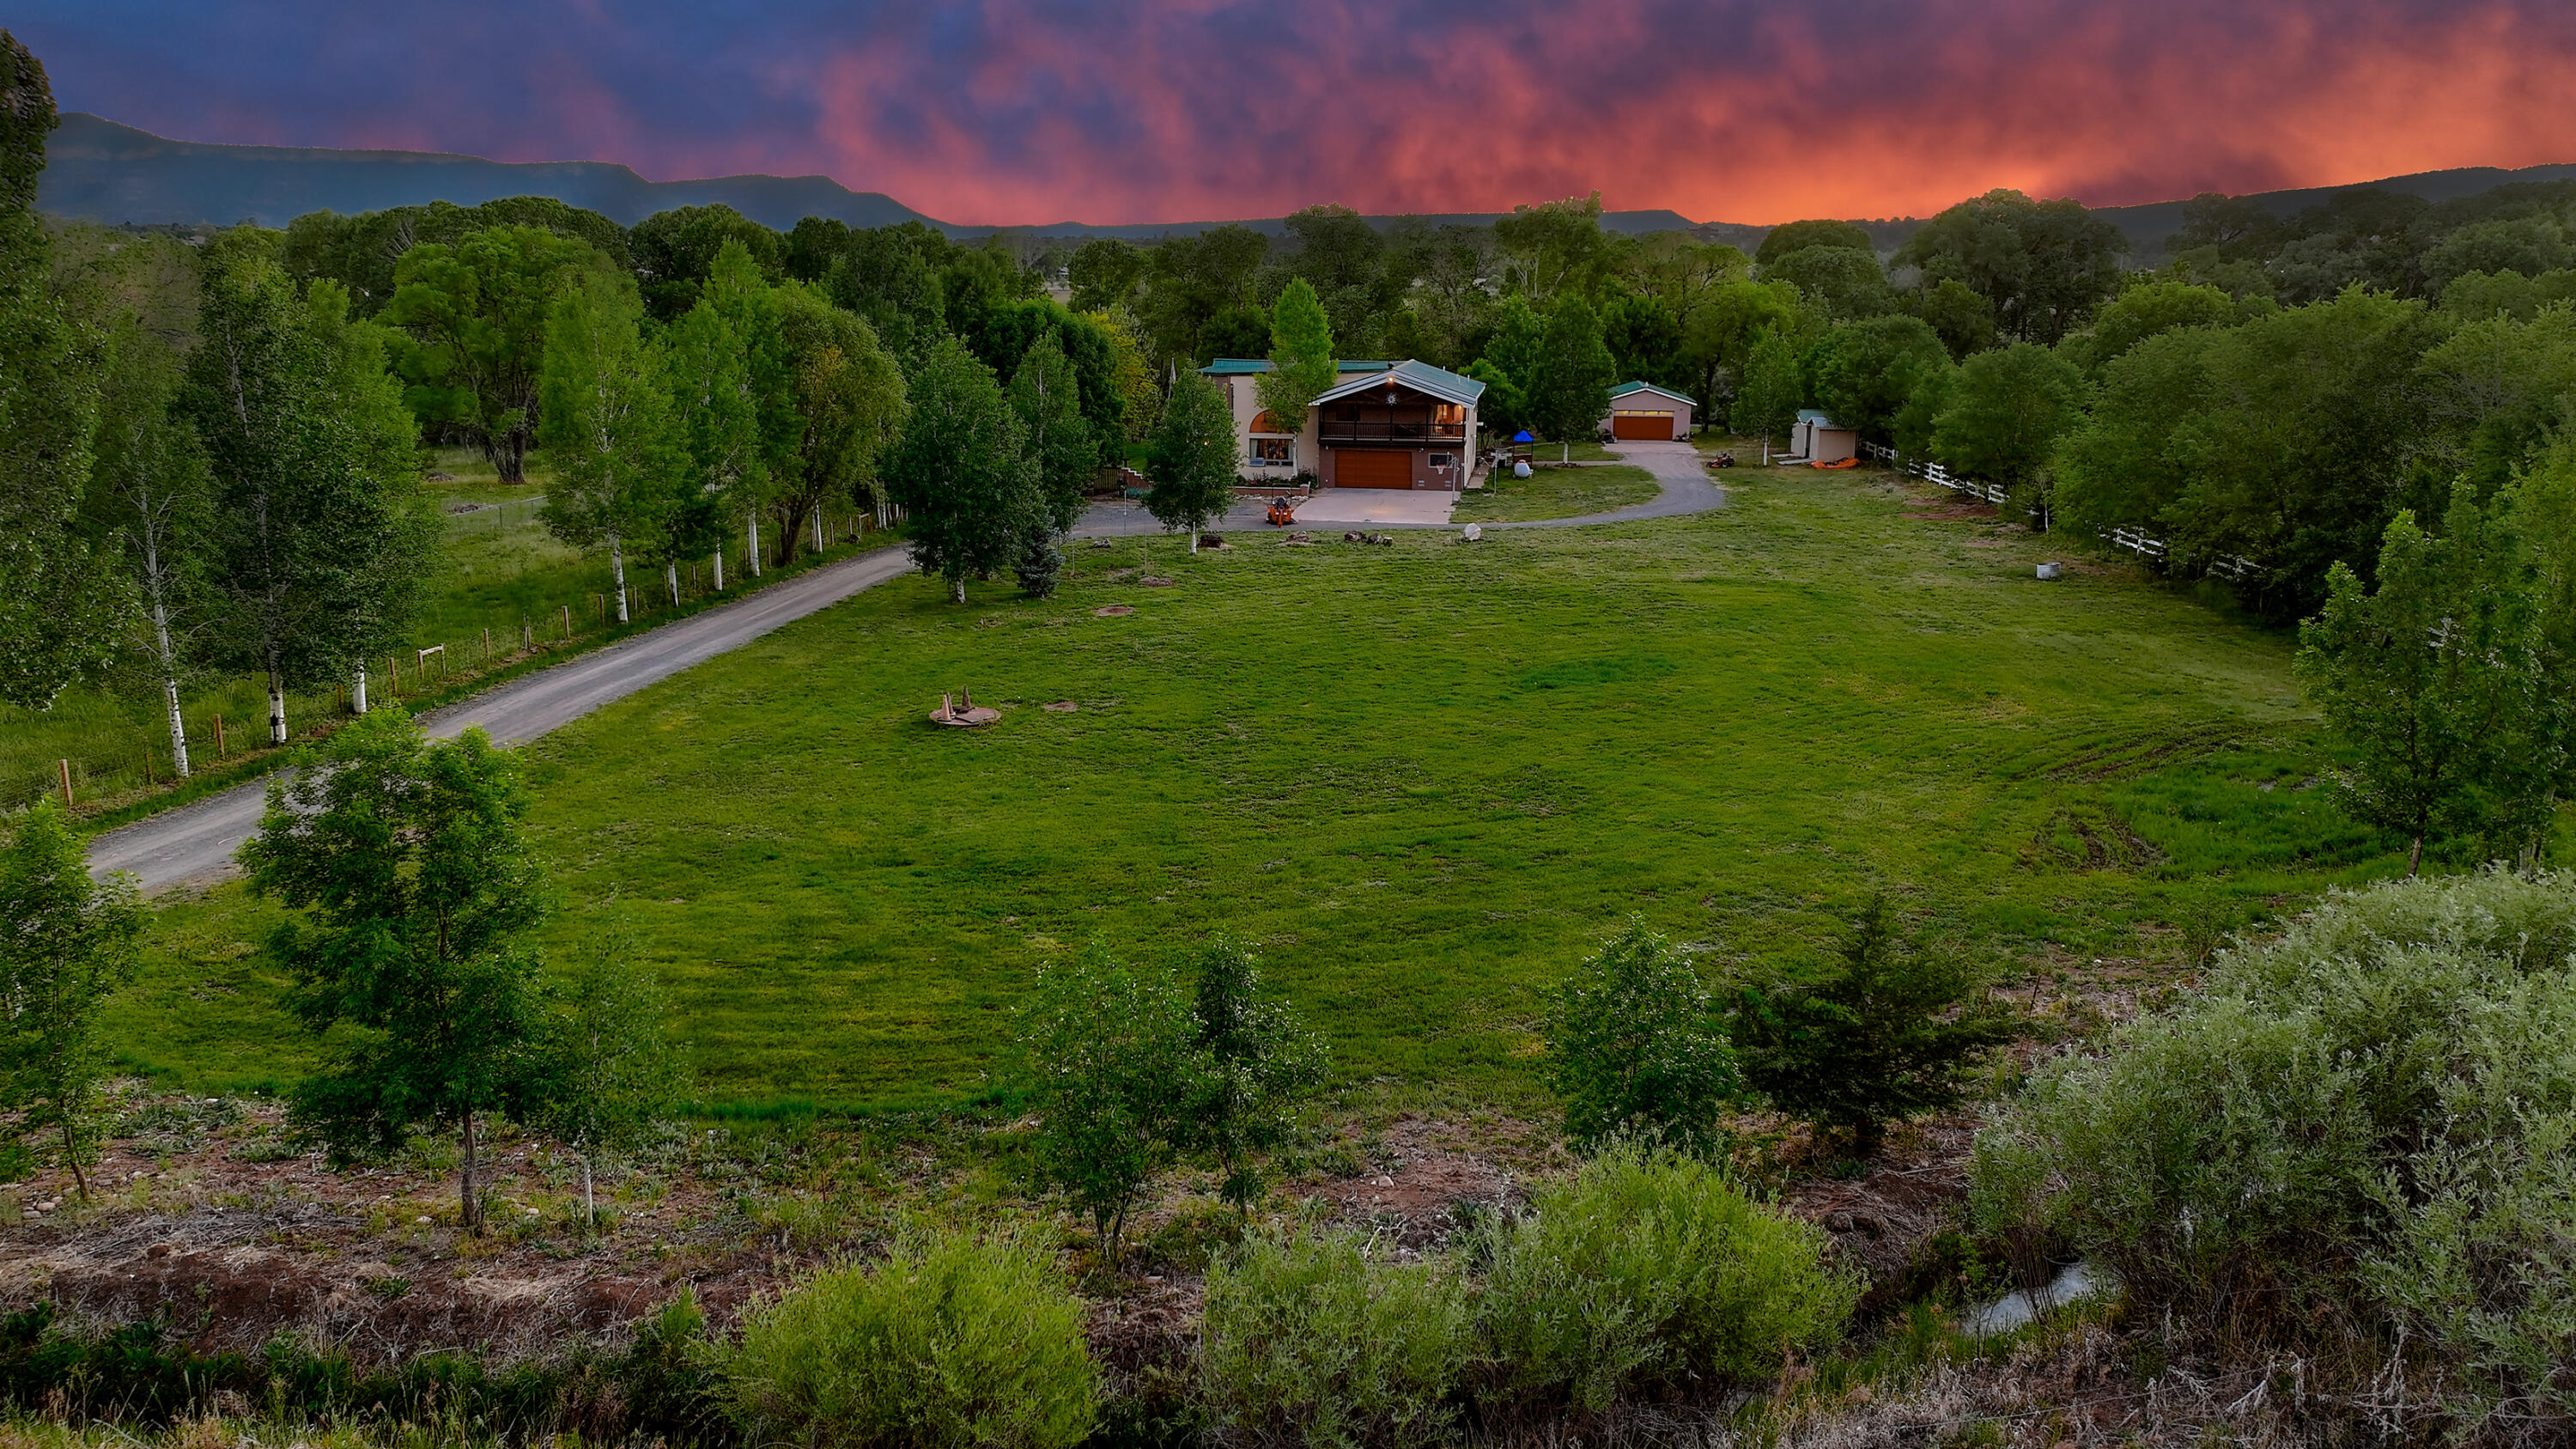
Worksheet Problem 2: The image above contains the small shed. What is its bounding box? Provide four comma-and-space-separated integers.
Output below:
1789, 409, 1857, 465
1603, 382, 1696, 441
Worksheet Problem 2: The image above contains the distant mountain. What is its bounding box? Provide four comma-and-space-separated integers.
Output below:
39, 113, 940, 234
35, 113, 1704, 241
2088, 163, 2576, 255
34, 112, 2576, 254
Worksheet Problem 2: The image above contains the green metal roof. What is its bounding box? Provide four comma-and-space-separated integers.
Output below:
1613, 381, 1697, 407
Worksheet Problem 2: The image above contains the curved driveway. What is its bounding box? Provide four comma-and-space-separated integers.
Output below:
1071, 439, 1724, 537
88, 547, 918, 894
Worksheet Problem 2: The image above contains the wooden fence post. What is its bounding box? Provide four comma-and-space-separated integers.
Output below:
482, 627, 490, 661
214, 714, 225, 760
58, 759, 73, 808
561, 604, 572, 640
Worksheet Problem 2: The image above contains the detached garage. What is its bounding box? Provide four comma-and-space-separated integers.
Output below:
1603, 382, 1696, 441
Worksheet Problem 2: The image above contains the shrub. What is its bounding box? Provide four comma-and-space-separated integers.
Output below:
1200, 1227, 1477, 1449
725, 1224, 1097, 1449
1473, 1143, 1859, 1412
1975, 869, 2576, 1424
1540, 917, 1741, 1157
1736, 895, 2014, 1156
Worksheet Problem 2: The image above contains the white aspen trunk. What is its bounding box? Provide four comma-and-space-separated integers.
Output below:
582, 1153, 596, 1228
1189, 529, 1200, 555
713, 550, 725, 592
951, 576, 966, 604
352, 667, 368, 715
667, 562, 679, 606
266, 671, 288, 745
161, 674, 190, 779
813, 510, 823, 553
747, 516, 762, 577
460, 1111, 480, 1233
610, 535, 630, 624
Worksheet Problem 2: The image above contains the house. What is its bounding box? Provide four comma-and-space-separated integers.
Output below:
1200, 358, 1485, 490
1786, 409, 1857, 465
1602, 382, 1696, 441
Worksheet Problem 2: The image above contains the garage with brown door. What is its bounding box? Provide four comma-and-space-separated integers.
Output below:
1334, 449, 1414, 489
1611, 411, 1674, 441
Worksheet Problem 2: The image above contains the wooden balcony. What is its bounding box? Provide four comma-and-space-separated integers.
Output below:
1318, 419, 1468, 445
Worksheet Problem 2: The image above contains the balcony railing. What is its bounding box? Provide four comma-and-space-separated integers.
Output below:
1319, 421, 1467, 444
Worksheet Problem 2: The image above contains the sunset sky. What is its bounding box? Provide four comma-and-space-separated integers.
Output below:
15, 0, 2576, 227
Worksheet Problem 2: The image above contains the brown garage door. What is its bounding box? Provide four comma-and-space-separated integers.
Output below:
1612, 411, 1674, 440
1336, 449, 1414, 489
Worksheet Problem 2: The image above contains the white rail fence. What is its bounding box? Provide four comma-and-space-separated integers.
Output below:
1862, 443, 2263, 581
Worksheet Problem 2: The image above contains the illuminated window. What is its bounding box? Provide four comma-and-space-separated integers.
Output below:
1251, 437, 1294, 466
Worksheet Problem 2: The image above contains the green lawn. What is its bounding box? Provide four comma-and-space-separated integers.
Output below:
1457, 464, 1660, 522
115, 467, 2427, 1111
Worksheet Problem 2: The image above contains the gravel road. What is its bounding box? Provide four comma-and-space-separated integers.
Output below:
87, 547, 918, 893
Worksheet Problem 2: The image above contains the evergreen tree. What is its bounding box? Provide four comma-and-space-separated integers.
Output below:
1144, 371, 1236, 553
538, 269, 678, 624
1736, 897, 2014, 1157
1255, 277, 1337, 427
1011, 331, 1098, 537
245, 711, 552, 1233
884, 336, 1042, 602
1527, 296, 1618, 446
0, 803, 143, 1200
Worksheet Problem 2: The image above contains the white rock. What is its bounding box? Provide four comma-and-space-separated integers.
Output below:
1461, 523, 1482, 541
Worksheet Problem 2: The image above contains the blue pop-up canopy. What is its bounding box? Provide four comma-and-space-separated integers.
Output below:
1511, 429, 1534, 443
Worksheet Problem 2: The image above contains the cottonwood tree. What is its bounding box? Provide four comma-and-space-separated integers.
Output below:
2297, 488, 2549, 874
1929, 342, 2090, 523
1256, 278, 1337, 426
188, 236, 430, 743
87, 311, 213, 774
0, 803, 143, 1201
1527, 296, 1618, 447
1728, 327, 1802, 452
1018, 944, 1195, 1268
0, 33, 123, 710
1144, 372, 1236, 553
245, 711, 552, 1233
538, 269, 677, 624
885, 336, 1042, 600
1735, 896, 2014, 1157
382, 224, 607, 484
535, 904, 689, 1229
1540, 917, 1741, 1158
770, 283, 905, 566
1181, 938, 1325, 1210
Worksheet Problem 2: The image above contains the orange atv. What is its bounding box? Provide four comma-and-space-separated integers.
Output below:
1266, 497, 1298, 527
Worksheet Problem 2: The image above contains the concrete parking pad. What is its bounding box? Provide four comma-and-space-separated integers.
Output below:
1285, 490, 1458, 527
